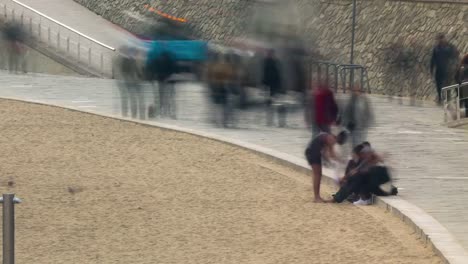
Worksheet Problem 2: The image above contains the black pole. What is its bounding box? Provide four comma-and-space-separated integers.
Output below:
350, 0, 357, 65
349, 0, 357, 92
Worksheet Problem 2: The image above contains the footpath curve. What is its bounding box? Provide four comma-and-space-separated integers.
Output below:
2, 96, 467, 264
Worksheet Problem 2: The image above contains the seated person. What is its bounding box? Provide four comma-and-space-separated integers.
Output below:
339, 144, 364, 202
332, 142, 397, 205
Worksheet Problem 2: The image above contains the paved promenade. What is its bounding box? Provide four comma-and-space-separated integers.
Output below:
1, 72, 468, 249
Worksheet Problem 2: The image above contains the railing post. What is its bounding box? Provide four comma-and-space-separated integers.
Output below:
47, 27, 51, 46
360, 67, 365, 93
88, 47, 91, 65
1, 194, 22, 264
57, 32, 60, 49
77, 43, 81, 60
66, 37, 70, 53
325, 64, 330, 88
29, 18, 32, 34
20, 14, 23, 26
38, 23, 41, 39
3, 5, 6, 19
457, 85, 461, 121
100, 53, 104, 75
11, 10, 14, 22
334, 65, 339, 93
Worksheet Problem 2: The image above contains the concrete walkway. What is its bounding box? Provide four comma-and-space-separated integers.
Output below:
1, 72, 468, 250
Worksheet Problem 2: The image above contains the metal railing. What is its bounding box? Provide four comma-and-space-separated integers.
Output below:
309, 60, 371, 94
0, 0, 116, 77
442, 82, 468, 123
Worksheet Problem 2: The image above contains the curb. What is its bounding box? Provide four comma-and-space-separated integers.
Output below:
2, 96, 468, 264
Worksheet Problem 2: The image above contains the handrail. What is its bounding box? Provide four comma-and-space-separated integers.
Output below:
442, 82, 468, 122
11, 0, 115, 51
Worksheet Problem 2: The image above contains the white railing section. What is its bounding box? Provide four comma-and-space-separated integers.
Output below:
0, 0, 116, 77
442, 81, 468, 123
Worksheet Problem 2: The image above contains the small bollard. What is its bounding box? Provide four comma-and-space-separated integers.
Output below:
0, 194, 21, 264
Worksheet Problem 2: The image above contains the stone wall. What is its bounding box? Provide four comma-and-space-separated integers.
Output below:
298, 0, 468, 98
74, 0, 468, 99
72, 0, 254, 42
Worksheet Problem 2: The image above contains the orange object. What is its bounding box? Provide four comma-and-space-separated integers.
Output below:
143, 5, 187, 23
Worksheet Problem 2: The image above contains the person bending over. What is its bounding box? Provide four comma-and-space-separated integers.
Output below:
305, 131, 347, 203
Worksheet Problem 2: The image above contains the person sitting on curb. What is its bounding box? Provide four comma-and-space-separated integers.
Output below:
338, 144, 365, 202
331, 142, 397, 205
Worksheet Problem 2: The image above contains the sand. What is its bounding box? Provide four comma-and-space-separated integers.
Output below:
0, 100, 441, 264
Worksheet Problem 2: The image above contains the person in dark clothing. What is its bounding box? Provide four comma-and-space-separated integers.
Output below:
343, 85, 374, 148
152, 51, 177, 119
332, 144, 397, 205
430, 34, 459, 105
3, 22, 28, 73
262, 50, 283, 126
262, 49, 282, 97
305, 131, 347, 203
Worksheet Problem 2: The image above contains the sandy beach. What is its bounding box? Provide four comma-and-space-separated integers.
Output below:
0, 100, 441, 264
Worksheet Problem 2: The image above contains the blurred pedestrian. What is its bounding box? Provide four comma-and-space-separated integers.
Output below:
154, 51, 177, 119
3, 22, 28, 73
261, 49, 283, 126
205, 52, 235, 127
312, 81, 339, 135
343, 85, 374, 148
117, 46, 145, 120
430, 33, 459, 105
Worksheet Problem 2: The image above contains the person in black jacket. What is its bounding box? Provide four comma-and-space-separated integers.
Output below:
262, 50, 283, 126
154, 51, 177, 119
430, 34, 459, 105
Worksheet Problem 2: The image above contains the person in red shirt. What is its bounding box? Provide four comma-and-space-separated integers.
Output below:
313, 82, 338, 133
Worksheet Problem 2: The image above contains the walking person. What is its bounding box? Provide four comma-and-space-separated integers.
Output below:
205, 52, 235, 127
305, 131, 347, 203
154, 51, 177, 119
117, 46, 145, 120
343, 85, 374, 148
261, 49, 283, 126
430, 33, 459, 105
312, 81, 339, 135
3, 22, 28, 73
